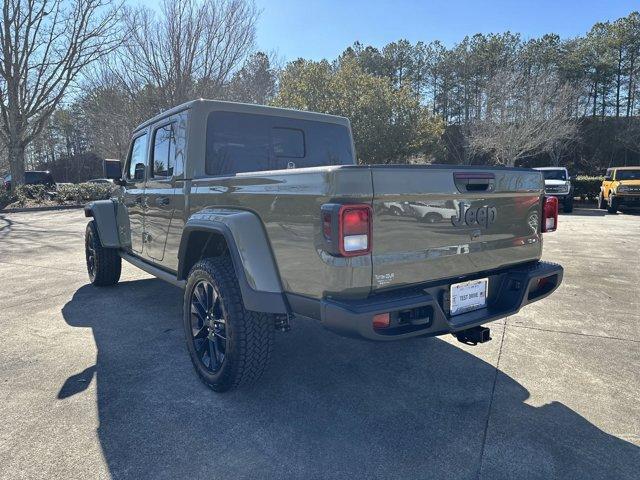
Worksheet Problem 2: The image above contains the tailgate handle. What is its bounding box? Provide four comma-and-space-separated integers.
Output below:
454, 172, 495, 192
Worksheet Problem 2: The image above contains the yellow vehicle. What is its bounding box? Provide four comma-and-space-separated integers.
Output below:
598, 166, 640, 213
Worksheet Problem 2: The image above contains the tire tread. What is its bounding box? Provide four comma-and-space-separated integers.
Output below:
86, 221, 121, 286
186, 257, 273, 391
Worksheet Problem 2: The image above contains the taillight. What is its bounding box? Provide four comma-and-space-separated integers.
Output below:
541, 196, 558, 232
320, 203, 372, 257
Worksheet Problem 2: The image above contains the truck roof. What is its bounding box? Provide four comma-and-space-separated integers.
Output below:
133, 99, 351, 133
610, 166, 640, 170
533, 167, 568, 171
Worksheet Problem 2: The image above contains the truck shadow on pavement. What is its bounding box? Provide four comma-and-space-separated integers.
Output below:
61, 279, 639, 480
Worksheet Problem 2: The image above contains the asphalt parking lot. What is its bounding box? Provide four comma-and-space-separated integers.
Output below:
0, 207, 638, 479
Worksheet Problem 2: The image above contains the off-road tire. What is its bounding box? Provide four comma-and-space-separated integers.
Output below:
607, 196, 618, 214
85, 221, 121, 286
183, 257, 274, 392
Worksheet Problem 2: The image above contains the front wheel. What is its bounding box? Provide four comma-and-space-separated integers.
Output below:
607, 196, 618, 214
183, 257, 274, 392
85, 221, 121, 286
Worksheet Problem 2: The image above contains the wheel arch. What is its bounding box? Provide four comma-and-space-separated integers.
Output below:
84, 200, 122, 248
177, 209, 288, 314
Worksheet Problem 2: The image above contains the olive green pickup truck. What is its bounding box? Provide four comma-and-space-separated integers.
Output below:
85, 100, 563, 392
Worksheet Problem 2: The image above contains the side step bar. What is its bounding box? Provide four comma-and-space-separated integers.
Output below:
119, 252, 186, 289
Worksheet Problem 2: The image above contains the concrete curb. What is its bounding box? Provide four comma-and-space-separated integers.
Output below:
0, 204, 84, 214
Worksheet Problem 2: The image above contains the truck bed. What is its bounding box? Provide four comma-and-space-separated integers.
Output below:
189, 164, 544, 300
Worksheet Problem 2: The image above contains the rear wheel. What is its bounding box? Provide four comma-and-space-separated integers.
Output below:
85, 221, 121, 286
183, 257, 274, 392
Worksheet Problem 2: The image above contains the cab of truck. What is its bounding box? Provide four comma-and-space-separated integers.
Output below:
598, 166, 640, 213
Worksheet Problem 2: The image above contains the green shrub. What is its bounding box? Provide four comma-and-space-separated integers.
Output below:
55, 183, 115, 204
0, 189, 17, 209
17, 184, 50, 203
1, 182, 115, 209
573, 176, 604, 201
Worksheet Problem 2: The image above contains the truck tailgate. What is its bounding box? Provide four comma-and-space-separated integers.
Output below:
371, 166, 543, 291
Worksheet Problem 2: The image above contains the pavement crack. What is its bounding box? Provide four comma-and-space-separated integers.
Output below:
476, 319, 506, 480
508, 323, 640, 344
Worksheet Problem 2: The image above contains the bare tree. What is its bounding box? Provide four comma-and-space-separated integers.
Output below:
114, 0, 258, 113
0, 0, 122, 185
467, 69, 579, 166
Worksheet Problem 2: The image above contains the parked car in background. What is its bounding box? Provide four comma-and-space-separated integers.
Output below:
3, 171, 56, 190
598, 166, 640, 213
534, 167, 573, 213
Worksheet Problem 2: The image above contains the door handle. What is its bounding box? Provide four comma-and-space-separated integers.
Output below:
156, 196, 170, 207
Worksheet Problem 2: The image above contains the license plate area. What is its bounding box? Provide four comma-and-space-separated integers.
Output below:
450, 278, 488, 316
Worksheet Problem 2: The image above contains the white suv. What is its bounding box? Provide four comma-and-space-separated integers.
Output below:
534, 167, 573, 213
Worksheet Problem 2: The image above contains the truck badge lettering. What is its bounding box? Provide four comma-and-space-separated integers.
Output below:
451, 203, 497, 229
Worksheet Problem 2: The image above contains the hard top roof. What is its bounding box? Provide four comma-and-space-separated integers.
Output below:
133, 99, 350, 133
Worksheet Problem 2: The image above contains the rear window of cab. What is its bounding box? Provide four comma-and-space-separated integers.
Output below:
205, 111, 353, 176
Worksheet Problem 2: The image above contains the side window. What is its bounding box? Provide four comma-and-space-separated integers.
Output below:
127, 134, 148, 181
272, 127, 304, 158
152, 123, 176, 178
206, 112, 270, 176
605, 169, 613, 180
205, 111, 354, 176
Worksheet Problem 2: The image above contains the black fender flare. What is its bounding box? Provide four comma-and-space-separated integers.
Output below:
84, 200, 122, 248
177, 209, 288, 314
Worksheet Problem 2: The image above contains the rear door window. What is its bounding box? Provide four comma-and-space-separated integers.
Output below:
151, 123, 176, 178
205, 111, 353, 176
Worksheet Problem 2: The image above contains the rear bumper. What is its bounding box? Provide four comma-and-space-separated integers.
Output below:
320, 261, 563, 341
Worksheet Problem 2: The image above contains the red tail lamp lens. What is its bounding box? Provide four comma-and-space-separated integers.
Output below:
342, 208, 369, 234
339, 205, 372, 256
542, 196, 558, 233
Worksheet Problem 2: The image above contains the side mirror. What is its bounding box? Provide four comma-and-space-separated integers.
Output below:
134, 163, 145, 181
104, 159, 123, 180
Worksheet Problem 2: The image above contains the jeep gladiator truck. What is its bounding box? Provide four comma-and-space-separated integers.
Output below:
597, 166, 640, 213
85, 100, 563, 392
534, 167, 573, 213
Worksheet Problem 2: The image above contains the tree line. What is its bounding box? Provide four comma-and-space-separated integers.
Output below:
1, 0, 639, 185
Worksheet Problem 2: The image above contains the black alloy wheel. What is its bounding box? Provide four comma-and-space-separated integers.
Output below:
189, 280, 227, 373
